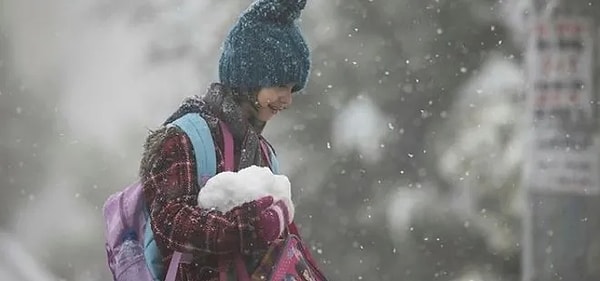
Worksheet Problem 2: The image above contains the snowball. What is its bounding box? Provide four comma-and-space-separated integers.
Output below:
197, 165, 292, 214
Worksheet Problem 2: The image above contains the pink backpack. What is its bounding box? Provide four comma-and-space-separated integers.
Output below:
248, 232, 329, 281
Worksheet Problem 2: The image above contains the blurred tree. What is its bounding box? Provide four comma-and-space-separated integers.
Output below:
426, 56, 526, 281
0, 30, 55, 228
279, 0, 521, 280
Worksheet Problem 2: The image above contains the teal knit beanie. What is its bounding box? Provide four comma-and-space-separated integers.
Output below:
218, 0, 310, 93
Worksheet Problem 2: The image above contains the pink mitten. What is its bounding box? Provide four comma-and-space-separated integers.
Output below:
257, 199, 294, 243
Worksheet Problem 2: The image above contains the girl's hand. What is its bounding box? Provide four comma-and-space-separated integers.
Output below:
256, 197, 294, 243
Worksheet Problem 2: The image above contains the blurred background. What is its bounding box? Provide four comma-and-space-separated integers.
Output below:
1, 0, 599, 280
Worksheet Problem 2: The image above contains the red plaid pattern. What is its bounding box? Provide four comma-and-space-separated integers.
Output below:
141, 128, 268, 281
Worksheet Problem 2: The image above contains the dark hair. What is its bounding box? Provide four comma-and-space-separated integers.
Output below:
229, 86, 262, 110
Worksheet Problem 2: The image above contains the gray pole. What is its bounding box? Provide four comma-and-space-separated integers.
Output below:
523, 0, 600, 280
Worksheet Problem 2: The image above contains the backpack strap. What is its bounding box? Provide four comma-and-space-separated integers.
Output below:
219, 122, 235, 172
269, 147, 280, 174
168, 114, 237, 281
144, 113, 223, 281
170, 113, 218, 184
260, 139, 280, 174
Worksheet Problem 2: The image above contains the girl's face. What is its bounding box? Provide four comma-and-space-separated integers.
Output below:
254, 84, 295, 122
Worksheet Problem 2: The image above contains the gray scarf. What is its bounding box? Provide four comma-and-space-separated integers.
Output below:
164, 83, 267, 170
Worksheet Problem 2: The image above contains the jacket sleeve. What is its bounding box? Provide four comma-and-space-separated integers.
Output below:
142, 128, 266, 255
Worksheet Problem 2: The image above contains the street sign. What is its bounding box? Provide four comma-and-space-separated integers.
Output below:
525, 17, 599, 194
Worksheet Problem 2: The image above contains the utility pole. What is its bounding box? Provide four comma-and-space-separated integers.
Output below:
523, 0, 600, 280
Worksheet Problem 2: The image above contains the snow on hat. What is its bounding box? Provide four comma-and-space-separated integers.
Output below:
218, 0, 311, 93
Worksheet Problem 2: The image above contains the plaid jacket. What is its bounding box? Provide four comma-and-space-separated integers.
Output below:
140, 123, 270, 281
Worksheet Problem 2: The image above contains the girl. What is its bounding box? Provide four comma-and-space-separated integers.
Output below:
139, 0, 311, 280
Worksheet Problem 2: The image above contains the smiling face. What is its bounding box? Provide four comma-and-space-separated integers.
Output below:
254, 84, 295, 122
